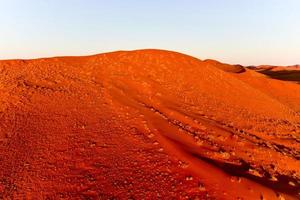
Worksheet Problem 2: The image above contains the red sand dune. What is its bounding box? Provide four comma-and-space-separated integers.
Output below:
203, 59, 246, 73
250, 65, 300, 72
0, 49, 299, 199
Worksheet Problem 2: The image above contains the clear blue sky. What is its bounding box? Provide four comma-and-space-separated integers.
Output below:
0, 0, 299, 65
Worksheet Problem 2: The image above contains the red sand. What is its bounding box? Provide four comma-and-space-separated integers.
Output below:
251, 65, 300, 72
0, 49, 299, 199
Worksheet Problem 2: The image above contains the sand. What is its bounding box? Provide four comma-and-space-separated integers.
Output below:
0, 49, 299, 199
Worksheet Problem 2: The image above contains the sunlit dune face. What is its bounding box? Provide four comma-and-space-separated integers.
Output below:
0, 49, 299, 199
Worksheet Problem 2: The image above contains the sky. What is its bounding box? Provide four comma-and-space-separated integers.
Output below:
0, 0, 299, 65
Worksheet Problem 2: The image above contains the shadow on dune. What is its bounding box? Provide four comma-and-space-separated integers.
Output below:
258, 69, 300, 84
163, 121, 300, 197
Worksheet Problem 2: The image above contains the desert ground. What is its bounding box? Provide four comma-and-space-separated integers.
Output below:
0, 49, 299, 199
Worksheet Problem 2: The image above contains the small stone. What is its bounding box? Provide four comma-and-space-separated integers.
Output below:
288, 181, 296, 187
270, 175, 278, 182
248, 169, 263, 177
276, 193, 285, 200
198, 183, 206, 191
178, 160, 189, 169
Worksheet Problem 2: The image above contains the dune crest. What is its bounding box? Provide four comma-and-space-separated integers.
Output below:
204, 59, 246, 73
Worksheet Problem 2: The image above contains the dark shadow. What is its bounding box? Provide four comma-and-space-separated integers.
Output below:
257, 69, 300, 84
169, 136, 300, 197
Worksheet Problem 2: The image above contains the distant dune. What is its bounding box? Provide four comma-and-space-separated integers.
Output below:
0, 49, 299, 199
250, 65, 300, 72
249, 65, 300, 83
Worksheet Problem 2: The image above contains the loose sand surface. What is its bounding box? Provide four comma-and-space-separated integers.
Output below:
0, 50, 299, 199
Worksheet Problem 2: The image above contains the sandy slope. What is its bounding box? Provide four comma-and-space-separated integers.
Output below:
0, 49, 299, 199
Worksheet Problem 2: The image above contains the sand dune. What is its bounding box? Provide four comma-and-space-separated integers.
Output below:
249, 65, 300, 84
204, 59, 246, 73
251, 65, 300, 72
0, 49, 299, 199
